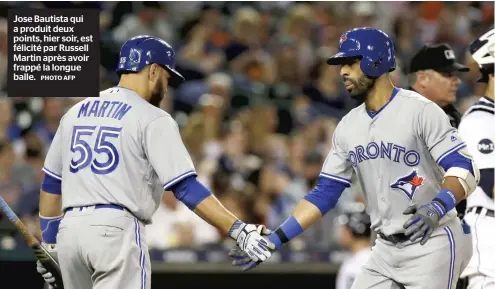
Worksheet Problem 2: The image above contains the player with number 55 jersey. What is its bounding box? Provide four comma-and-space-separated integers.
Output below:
36, 36, 275, 289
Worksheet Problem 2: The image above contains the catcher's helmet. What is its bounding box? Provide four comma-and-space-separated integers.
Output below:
116, 35, 185, 87
327, 27, 396, 78
339, 203, 371, 238
469, 27, 494, 83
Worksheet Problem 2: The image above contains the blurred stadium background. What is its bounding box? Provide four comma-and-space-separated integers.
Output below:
0, 1, 493, 287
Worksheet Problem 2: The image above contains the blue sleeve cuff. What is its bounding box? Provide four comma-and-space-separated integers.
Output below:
438, 150, 474, 175
40, 215, 63, 244
41, 174, 62, 195
303, 177, 347, 215
268, 215, 304, 250
170, 175, 212, 210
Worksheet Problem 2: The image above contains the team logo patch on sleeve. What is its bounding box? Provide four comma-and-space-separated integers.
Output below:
390, 169, 425, 200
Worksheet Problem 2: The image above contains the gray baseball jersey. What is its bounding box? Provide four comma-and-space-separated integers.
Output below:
320, 87, 465, 236
320, 87, 473, 289
42, 86, 196, 223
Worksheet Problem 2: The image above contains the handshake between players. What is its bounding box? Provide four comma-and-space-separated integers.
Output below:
36, 26, 485, 289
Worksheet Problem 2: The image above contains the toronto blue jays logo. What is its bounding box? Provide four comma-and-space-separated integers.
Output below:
390, 169, 425, 200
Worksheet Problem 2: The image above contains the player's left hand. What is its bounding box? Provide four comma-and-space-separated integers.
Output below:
228, 224, 273, 271
402, 203, 443, 245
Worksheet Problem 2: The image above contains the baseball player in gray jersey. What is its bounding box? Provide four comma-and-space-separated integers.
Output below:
35, 35, 275, 289
229, 27, 480, 289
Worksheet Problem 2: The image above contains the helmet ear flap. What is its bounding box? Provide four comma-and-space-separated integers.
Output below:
360, 57, 383, 78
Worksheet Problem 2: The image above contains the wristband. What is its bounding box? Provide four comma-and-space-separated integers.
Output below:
268, 216, 304, 250
432, 189, 457, 218
40, 214, 63, 244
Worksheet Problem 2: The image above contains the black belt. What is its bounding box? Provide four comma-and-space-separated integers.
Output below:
378, 232, 409, 244
467, 206, 494, 217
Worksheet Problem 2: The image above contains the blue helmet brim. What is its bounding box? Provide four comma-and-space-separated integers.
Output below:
165, 65, 185, 88
327, 52, 361, 65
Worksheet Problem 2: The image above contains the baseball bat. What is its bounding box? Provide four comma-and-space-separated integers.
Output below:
0, 196, 64, 289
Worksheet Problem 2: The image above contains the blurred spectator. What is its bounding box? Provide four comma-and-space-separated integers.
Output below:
392, 13, 424, 73
0, 98, 22, 143
228, 7, 276, 85
302, 54, 349, 119
147, 191, 220, 249
281, 4, 318, 81
177, 7, 226, 78
0, 142, 21, 211
112, 2, 175, 46
32, 98, 64, 154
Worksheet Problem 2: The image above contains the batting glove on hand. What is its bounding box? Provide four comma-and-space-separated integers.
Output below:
229, 225, 272, 271
228, 221, 275, 269
37, 260, 56, 288
402, 202, 444, 245
36, 243, 59, 288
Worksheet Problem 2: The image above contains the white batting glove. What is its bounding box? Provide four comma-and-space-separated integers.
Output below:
37, 260, 56, 287
229, 225, 273, 271
36, 243, 58, 288
228, 221, 275, 264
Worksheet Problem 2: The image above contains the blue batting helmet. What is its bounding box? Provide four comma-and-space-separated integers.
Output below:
327, 27, 396, 78
116, 35, 185, 87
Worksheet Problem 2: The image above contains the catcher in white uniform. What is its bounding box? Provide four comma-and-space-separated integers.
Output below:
458, 27, 495, 289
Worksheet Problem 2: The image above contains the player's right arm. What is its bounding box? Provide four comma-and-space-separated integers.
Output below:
265, 123, 353, 249
39, 116, 65, 246
36, 116, 65, 287
144, 116, 274, 262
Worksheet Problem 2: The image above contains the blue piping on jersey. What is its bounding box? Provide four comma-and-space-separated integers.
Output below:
435, 143, 467, 164
438, 149, 475, 176
133, 218, 146, 289
319, 172, 352, 186
366, 87, 400, 119
162, 170, 197, 191
444, 227, 456, 289
42, 167, 62, 181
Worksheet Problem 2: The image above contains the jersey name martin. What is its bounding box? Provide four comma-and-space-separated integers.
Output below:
348, 141, 420, 167
77, 100, 133, 120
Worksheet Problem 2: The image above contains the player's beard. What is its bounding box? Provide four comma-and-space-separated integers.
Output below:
149, 81, 164, 108
346, 75, 375, 104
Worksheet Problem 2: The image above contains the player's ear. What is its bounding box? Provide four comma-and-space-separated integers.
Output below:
147, 64, 160, 83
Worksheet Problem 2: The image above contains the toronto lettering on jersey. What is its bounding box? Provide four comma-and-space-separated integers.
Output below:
77, 100, 132, 120
348, 141, 420, 167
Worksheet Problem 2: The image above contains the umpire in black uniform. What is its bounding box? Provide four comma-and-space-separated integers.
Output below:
408, 43, 469, 128
408, 43, 471, 289
407, 43, 470, 217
